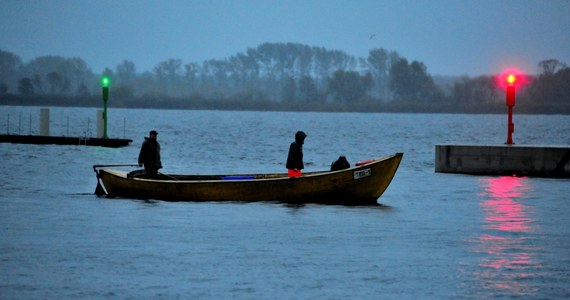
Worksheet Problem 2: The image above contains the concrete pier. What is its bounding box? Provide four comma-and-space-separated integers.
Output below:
435, 144, 570, 178
0, 134, 132, 148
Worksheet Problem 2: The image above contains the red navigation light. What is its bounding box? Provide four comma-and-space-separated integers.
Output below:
507, 74, 516, 85
498, 69, 524, 145
496, 67, 529, 90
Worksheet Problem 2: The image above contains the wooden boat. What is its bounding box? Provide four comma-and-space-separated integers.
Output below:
93, 153, 403, 205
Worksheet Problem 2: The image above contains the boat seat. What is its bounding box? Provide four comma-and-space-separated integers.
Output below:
221, 175, 255, 180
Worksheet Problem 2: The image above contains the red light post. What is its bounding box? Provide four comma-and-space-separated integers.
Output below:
505, 74, 516, 145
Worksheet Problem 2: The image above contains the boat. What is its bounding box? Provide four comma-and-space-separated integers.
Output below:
93, 153, 403, 206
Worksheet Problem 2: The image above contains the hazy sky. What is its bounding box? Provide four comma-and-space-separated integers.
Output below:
1, 0, 569, 76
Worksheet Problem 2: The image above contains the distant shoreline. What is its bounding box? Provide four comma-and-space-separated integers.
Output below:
1, 95, 569, 115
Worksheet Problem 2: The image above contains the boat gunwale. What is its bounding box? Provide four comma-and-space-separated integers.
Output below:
100, 153, 403, 184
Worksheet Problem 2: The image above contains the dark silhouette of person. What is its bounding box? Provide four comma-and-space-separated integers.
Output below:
138, 130, 162, 178
286, 131, 307, 177
331, 155, 350, 171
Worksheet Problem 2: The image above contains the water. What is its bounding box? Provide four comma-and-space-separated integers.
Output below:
1, 106, 569, 299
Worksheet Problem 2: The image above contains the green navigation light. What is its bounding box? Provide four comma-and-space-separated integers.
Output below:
101, 76, 110, 87
100, 76, 110, 138
101, 76, 110, 102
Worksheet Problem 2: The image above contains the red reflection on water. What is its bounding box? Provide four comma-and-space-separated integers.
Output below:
472, 176, 541, 297
481, 176, 532, 232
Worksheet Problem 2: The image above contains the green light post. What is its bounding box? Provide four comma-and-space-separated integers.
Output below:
101, 76, 110, 139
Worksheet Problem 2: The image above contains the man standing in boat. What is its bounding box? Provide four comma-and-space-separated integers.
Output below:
138, 130, 162, 178
286, 131, 307, 177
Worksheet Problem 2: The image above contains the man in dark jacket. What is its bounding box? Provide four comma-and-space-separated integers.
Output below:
138, 130, 162, 178
286, 131, 307, 177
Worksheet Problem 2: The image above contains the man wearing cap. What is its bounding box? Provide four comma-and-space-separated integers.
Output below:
286, 131, 307, 177
138, 130, 162, 178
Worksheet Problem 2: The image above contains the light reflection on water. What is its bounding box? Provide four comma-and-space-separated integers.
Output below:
471, 176, 543, 297
481, 176, 533, 233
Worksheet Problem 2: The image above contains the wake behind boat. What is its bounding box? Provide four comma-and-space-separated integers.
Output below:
93, 153, 403, 205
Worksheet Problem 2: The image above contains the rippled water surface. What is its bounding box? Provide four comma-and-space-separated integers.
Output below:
1, 107, 569, 299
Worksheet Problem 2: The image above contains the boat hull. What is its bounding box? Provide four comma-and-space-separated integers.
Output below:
95, 153, 403, 205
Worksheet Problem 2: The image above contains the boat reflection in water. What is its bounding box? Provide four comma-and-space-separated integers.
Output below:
473, 176, 542, 297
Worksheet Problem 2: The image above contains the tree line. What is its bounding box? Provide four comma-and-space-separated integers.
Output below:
1, 43, 568, 113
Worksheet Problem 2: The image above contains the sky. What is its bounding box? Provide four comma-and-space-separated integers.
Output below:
1, 0, 569, 76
